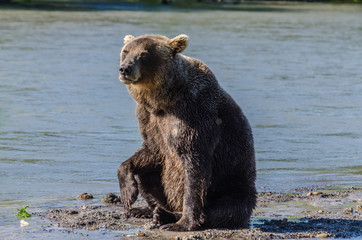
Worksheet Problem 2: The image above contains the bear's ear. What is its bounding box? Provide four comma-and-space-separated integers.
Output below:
169, 34, 189, 54
124, 35, 135, 44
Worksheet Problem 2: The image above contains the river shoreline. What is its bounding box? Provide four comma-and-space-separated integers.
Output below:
35, 187, 362, 239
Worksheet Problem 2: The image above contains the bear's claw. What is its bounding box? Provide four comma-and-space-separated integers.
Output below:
159, 223, 191, 232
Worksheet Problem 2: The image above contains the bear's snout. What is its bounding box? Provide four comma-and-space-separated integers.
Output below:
119, 64, 137, 84
119, 64, 133, 76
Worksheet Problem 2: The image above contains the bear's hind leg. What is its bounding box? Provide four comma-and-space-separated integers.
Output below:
204, 194, 256, 229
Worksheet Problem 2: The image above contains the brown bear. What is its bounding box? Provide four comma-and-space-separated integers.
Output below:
117, 34, 256, 231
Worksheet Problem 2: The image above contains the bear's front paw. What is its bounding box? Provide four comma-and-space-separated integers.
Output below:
159, 220, 201, 232
120, 184, 138, 210
160, 223, 187, 231
160, 223, 200, 231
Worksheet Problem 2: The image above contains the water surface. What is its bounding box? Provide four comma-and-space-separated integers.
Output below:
0, 4, 361, 239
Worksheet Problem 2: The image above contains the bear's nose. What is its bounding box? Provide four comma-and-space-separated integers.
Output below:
119, 65, 133, 75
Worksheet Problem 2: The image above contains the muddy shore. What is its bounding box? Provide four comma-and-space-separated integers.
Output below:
35, 188, 362, 239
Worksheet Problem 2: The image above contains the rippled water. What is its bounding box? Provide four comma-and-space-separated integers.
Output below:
0, 4, 361, 239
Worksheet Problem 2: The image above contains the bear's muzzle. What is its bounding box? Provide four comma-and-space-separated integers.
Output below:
119, 64, 135, 84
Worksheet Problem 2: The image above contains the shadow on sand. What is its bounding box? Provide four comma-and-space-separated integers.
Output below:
257, 217, 362, 238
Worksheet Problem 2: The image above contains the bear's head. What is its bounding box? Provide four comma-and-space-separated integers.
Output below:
119, 34, 189, 86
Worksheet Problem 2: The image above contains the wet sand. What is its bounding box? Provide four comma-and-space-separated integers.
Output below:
35, 188, 362, 239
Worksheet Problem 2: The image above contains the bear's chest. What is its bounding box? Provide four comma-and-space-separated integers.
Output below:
147, 111, 186, 150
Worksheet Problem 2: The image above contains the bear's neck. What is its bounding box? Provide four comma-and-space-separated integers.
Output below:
129, 85, 176, 111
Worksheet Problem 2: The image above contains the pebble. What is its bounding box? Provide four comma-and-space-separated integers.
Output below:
20, 220, 29, 227
182, 236, 193, 240
143, 222, 158, 230
102, 193, 121, 205
307, 191, 323, 196
77, 193, 93, 200
136, 230, 146, 236
71, 210, 79, 215
343, 207, 353, 214
315, 233, 328, 238
356, 205, 362, 211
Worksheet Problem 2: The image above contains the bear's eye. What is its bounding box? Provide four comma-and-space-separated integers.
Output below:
121, 50, 128, 61
140, 52, 148, 59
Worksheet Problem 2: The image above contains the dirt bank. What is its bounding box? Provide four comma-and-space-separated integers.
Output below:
35, 188, 362, 239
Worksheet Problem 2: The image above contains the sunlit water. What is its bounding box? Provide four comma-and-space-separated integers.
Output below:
0, 3, 361, 239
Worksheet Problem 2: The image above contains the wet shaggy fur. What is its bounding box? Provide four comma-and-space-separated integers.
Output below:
117, 34, 257, 231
